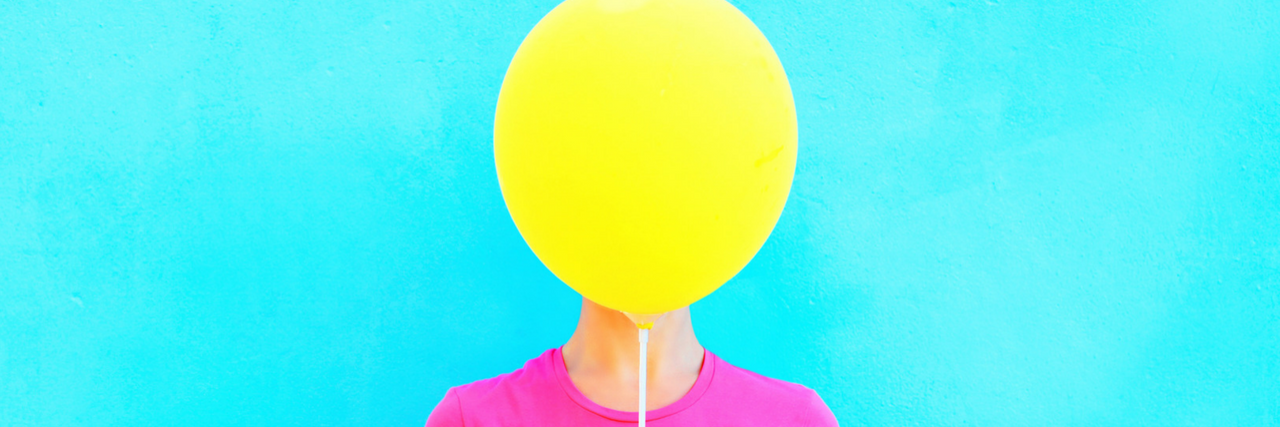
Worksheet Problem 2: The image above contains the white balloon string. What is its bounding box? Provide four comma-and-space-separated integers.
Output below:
639, 327, 649, 427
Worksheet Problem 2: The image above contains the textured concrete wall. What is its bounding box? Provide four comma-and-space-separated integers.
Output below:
2, 0, 1277, 425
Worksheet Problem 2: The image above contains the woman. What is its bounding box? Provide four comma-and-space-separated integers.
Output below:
426, 298, 838, 426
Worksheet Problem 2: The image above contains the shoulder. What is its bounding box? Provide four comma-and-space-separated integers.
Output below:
426, 349, 562, 427
709, 353, 839, 426
452, 348, 561, 404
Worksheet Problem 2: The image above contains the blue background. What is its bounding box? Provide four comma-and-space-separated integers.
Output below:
3, 0, 1278, 425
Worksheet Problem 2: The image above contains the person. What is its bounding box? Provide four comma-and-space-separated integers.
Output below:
425, 298, 839, 426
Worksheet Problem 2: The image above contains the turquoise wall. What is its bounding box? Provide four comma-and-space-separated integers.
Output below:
2, 0, 1277, 425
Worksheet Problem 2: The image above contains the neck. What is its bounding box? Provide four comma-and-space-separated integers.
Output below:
561, 299, 705, 411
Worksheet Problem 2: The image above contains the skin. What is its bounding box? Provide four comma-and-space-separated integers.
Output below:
561, 298, 705, 411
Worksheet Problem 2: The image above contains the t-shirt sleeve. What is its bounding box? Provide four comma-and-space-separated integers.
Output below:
425, 388, 464, 427
802, 389, 840, 427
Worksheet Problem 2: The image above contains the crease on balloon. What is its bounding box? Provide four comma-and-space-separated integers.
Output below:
755, 144, 785, 167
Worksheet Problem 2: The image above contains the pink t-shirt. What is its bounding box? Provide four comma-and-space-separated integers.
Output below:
426, 348, 838, 426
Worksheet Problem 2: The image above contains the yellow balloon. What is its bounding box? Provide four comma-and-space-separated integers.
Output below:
495, 0, 796, 315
